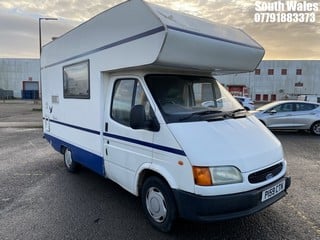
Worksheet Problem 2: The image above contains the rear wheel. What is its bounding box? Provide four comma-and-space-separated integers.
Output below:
310, 121, 320, 135
141, 176, 177, 232
63, 148, 79, 172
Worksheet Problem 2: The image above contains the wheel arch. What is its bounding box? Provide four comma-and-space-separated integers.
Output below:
310, 120, 320, 135
60, 145, 67, 154
135, 164, 178, 196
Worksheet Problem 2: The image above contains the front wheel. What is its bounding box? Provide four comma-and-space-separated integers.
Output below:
141, 176, 177, 232
63, 148, 79, 173
310, 121, 320, 135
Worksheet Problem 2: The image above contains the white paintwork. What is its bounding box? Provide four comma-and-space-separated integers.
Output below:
41, 0, 284, 204
41, 0, 264, 74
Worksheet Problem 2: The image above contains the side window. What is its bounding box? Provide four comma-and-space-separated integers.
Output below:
193, 83, 214, 104
111, 79, 152, 126
111, 79, 135, 126
134, 81, 152, 120
274, 103, 293, 112
296, 103, 317, 111
192, 82, 219, 107
63, 60, 90, 99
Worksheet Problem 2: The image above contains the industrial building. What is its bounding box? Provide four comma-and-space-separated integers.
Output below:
217, 60, 320, 102
0, 59, 319, 102
0, 58, 40, 99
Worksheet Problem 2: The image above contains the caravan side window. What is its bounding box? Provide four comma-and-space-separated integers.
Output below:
63, 60, 90, 99
111, 79, 151, 127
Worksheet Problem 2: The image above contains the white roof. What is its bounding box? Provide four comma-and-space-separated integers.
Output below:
41, 0, 264, 75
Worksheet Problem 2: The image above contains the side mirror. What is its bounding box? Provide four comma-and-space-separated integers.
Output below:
269, 109, 277, 114
130, 105, 146, 129
130, 105, 160, 131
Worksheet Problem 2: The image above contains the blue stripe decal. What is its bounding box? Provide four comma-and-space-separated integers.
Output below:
103, 132, 186, 156
49, 119, 100, 135
45, 133, 105, 176
167, 25, 263, 50
45, 118, 186, 156
42, 26, 166, 69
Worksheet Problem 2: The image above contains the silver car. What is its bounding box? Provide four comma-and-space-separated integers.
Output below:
251, 100, 320, 135
234, 96, 255, 110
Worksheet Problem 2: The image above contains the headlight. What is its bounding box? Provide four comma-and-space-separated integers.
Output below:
193, 166, 243, 186
211, 166, 243, 185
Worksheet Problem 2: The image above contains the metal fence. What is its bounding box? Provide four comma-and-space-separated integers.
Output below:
0, 89, 14, 99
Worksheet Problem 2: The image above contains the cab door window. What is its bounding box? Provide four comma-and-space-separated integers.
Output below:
111, 79, 151, 127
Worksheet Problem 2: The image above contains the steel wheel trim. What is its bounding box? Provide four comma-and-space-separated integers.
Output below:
145, 187, 167, 223
312, 122, 320, 135
65, 149, 73, 168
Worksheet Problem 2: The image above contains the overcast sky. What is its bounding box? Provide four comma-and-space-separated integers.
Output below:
0, 0, 319, 60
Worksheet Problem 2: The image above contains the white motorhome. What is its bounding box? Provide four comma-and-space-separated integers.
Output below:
41, 0, 290, 232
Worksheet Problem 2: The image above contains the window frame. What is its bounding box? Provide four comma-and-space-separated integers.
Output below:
268, 69, 274, 75
63, 60, 90, 99
110, 78, 154, 128
255, 94, 261, 101
281, 69, 287, 75
296, 69, 302, 75
110, 78, 136, 127
296, 102, 317, 111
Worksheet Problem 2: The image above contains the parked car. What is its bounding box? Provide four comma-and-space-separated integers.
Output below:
234, 96, 255, 110
251, 100, 320, 135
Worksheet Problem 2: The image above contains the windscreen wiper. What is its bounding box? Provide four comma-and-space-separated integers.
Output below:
179, 110, 223, 122
226, 108, 247, 118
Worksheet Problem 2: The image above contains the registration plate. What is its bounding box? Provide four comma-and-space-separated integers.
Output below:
261, 180, 286, 202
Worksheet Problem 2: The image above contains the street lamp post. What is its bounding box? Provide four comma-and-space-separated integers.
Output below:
39, 17, 58, 56
38, 17, 58, 101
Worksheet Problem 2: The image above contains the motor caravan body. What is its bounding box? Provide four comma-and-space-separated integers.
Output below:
41, 0, 290, 232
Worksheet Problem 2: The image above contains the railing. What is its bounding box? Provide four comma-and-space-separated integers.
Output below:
0, 89, 14, 100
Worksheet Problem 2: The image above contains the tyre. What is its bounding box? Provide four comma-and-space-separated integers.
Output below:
310, 121, 320, 135
63, 148, 79, 173
141, 176, 177, 232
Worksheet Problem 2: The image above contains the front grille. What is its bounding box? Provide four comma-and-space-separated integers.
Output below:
248, 163, 283, 184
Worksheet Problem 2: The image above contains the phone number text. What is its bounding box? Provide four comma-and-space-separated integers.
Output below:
254, 12, 316, 23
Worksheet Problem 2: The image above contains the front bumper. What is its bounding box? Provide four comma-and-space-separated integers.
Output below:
173, 176, 291, 222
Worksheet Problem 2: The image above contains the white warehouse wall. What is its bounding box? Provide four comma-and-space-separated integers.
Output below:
217, 60, 320, 102
0, 59, 319, 101
0, 58, 40, 98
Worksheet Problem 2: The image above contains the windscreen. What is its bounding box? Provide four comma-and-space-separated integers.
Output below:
145, 74, 245, 123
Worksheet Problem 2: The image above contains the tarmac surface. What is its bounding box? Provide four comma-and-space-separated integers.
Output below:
0, 100, 319, 239
0, 100, 42, 128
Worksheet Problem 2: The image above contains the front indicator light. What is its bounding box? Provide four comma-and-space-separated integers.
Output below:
192, 167, 213, 186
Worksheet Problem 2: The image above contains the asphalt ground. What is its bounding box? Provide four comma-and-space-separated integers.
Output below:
0, 101, 319, 239
0, 100, 42, 128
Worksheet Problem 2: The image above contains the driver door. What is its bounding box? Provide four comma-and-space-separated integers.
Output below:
266, 102, 295, 128
103, 77, 154, 192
